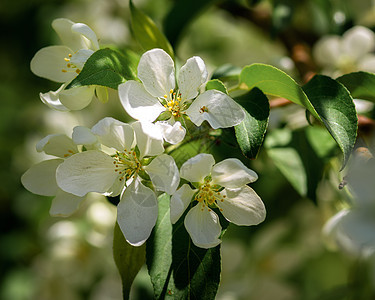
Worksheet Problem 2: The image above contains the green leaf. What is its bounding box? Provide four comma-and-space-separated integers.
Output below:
302, 75, 358, 169
265, 129, 307, 196
147, 194, 221, 299
205, 79, 227, 94
336, 71, 375, 102
234, 88, 270, 159
164, 0, 218, 46
239, 63, 320, 119
113, 222, 146, 300
130, 0, 174, 59
67, 48, 138, 90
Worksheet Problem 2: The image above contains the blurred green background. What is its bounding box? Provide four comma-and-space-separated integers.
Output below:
1, 0, 375, 299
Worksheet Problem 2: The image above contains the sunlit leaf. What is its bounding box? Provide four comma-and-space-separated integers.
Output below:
67, 48, 138, 90
234, 88, 270, 159
240, 63, 320, 119
205, 79, 227, 94
336, 71, 375, 102
146, 194, 221, 299
130, 0, 174, 59
113, 222, 146, 300
303, 75, 357, 169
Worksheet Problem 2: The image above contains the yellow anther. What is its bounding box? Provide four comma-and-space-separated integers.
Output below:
68, 54, 72, 57
62, 69, 67, 73
75, 69, 81, 74
64, 58, 70, 62
169, 89, 173, 94
164, 95, 168, 98
67, 63, 71, 68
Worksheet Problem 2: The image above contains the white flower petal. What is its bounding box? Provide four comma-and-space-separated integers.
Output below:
144, 154, 180, 194
328, 209, 375, 256
71, 22, 99, 51
342, 26, 375, 61
72, 126, 98, 146
59, 85, 95, 110
178, 56, 208, 100
117, 180, 158, 246
91, 117, 134, 151
219, 186, 266, 226
69, 49, 94, 69
39, 85, 70, 111
50, 189, 86, 217
30, 45, 76, 82
56, 150, 119, 197
118, 81, 165, 122
180, 153, 215, 183
184, 202, 222, 249
170, 184, 196, 224
313, 36, 341, 68
186, 90, 245, 129
155, 121, 186, 144
132, 121, 164, 159
211, 158, 258, 188
21, 159, 63, 196
137, 48, 175, 97
52, 18, 86, 52
36, 134, 78, 158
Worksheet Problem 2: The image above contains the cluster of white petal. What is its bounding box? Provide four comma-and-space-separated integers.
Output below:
118, 48, 245, 144
313, 25, 375, 77
30, 18, 107, 111
26, 19, 267, 249
323, 151, 375, 257
171, 153, 266, 248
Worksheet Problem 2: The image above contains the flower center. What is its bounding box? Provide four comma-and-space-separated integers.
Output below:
113, 149, 142, 182
163, 89, 182, 118
337, 55, 358, 74
194, 178, 226, 212
62, 53, 81, 74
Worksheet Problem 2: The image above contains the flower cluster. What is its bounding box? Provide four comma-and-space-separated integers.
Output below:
23, 18, 266, 248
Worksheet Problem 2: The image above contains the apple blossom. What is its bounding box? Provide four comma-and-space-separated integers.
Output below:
56, 117, 180, 246
170, 153, 266, 248
118, 48, 245, 144
30, 18, 107, 111
21, 134, 86, 217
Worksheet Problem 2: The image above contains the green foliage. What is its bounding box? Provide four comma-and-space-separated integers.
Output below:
205, 79, 227, 94
113, 222, 146, 299
303, 75, 357, 169
337, 71, 375, 102
234, 88, 270, 159
67, 48, 138, 90
146, 194, 221, 300
164, 0, 219, 46
130, 0, 174, 59
240, 63, 320, 119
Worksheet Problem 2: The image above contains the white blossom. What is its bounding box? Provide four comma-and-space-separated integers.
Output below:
118, 48, 245, 144
55, 117, 179, 246
170, 153, 266, 248
21, 134, 86, 217
30, 18, 106, 111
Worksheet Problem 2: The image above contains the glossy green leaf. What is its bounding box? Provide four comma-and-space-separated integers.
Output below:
336, 71, 375, 102
164, 0, 218, 46
234, 88, 270, 159
146, 194, 221, 299
303, 75, 358, 169
130, 0, 174, 59
113, 222, 146, 300
67, 48, 138, 90
239, 63, 320, 119
205, 79, 227, 94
